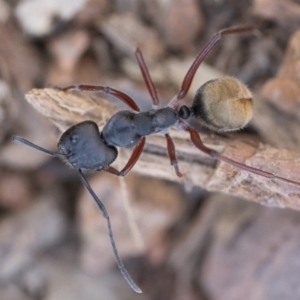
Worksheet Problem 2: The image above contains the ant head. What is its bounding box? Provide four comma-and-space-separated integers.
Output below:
58, 121, 118, 172
191, 77, 253, 132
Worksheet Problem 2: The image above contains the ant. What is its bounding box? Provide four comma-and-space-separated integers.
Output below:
13, 25, 300, 293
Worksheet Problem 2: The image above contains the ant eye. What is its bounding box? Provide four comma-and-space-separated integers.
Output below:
71, 134, 78, 144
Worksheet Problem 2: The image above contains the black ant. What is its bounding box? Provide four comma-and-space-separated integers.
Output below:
13, 25, 300, 293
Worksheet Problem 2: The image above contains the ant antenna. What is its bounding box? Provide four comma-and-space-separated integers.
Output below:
12, 136, 64, 158
12, 136, 142, 293
78, 170, 142, 293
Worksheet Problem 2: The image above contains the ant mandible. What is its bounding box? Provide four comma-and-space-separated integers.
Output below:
13, 25, 300, 293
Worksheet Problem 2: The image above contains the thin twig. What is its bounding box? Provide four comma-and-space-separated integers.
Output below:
25, 88, 300, 210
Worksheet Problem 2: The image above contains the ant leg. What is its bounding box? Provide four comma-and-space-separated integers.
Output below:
104, 166, 121, 176
119, 137, 146, 176
187, 127, 300, 187
165, 134, 183, 177
62, 84, 140, 112
78, 170, 142, 293
178, 25, 254, 100
135, 48, 159, 106
104, 137, 146, 177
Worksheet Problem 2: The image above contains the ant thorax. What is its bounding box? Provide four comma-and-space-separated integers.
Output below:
102, 107, 179, 148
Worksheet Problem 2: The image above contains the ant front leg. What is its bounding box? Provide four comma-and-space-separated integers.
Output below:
104, 137, 146, 177
177, 25, 254, 100
62, 84, 140, 112
187, 127, 300, 187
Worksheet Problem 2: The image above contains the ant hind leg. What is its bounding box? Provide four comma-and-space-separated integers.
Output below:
177, 25, 254, 100
187, 126, 300, 187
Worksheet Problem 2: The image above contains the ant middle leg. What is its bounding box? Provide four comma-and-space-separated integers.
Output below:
62, 84, 140, 112
135, 48, 160, 107
177, 25, 254, 100
165, 133, 183, 177
187, 127, 300, 187
104, 137, 146, 177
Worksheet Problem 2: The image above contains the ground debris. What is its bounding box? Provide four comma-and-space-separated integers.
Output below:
0, 1, 300, 299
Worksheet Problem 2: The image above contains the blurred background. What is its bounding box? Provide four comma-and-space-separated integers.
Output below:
1, 0, 300, 299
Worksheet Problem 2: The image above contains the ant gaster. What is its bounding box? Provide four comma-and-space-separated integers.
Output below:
13, 26, 300, 293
